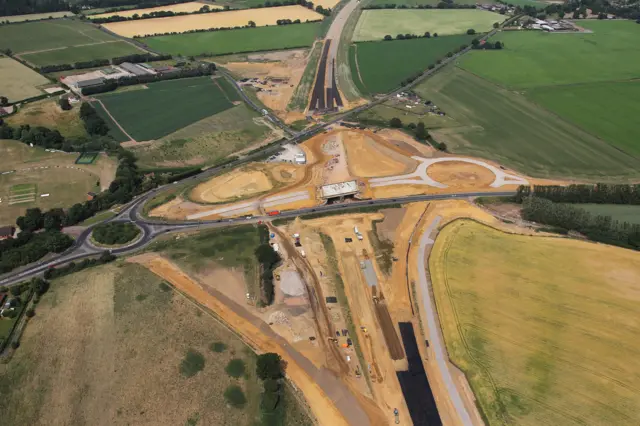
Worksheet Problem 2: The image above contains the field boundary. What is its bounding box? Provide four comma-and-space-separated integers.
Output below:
90, 99, 136, 143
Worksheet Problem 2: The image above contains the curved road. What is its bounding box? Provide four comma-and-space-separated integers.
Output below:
0, 191, 515, 287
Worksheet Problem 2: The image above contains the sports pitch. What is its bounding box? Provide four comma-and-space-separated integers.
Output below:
430, 220, 640, 425
144, 22, 321, 57
95, 76, 239, 141
75, 152, 99, 164
350, 35, 475, 94
0, 56, 50, 102
414, 67, 640, 180
352, 9, 502, 42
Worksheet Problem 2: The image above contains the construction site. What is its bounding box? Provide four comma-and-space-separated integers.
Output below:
148, 127, 534, 222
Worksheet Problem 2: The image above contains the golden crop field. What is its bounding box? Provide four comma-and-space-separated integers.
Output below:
430, 220, 640, 426
88, 1, 221, 19
102, 5, 324, 38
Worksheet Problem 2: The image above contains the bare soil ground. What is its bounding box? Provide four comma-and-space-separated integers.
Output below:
301, 213, 414, 426
0, 263, 265, 426
226, 49, 311, 121
342, 130, 417, 177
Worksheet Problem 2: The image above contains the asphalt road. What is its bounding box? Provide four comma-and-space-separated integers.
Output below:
0, 191, 515, 287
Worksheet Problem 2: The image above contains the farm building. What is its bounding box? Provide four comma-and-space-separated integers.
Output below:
320, 180, 359, 199
119, 62, 156, 76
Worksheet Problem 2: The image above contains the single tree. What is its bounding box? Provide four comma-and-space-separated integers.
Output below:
415, 122, 429, 140
424, 31, 431, 38
389, 117, 402, 128
472, 38, 480, 47
256, 353, 283, 380
59, 97, 72, 110
433, 32, 439, 38
0, 96, 8, 106
384, 34, 392, 41
494, 41, 503, 50
248, 20, 256, 27
466, 28, 476, 35
493, 22, 500, 29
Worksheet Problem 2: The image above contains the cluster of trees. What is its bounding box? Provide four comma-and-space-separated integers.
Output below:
0, 227, 74, 273
471, 39, 503, 50
38, 53, 172, 75
276, 18, 302, 25
383, 32, 439, 41
81, 63, 215, 95
501, 0, 639, 20
516, 184, 640, 205
256, 353, 285, 415
389, 118, 447, 151
90, 4, 229, 24
44, 251, 116, 279
365, 1, 476, 9
520, 197, 640, 250
255, 226, 281, 306
80, 103, 109, 136
92, 222, 140, 245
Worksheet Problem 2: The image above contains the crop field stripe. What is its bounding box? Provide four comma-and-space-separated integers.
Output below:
348, 44, 369, 96
352, 35, 475, 94
288, 41, 323, 110
20, 41, 145, 66
143, 22, 321, 57
96, 76, 235, 141
89, 101, 131, 143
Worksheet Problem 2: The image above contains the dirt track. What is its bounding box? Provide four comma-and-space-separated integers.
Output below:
129, 254, 371, 426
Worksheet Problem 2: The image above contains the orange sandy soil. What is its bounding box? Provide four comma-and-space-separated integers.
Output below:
300, 212, 415, 426
128, 254, 351, 426
103, 5, 324, 37
225, 50, 310, 121
148, 129, 550, 220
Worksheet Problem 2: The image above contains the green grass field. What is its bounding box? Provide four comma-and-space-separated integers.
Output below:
0, 19, 115, 53
95, 76, 236, 141
528, 81, 640, 157
21, 41, 144, 66
413, 67, 639, 180
571, 204, 640, 225
352, 9, 502, 42
0, 57, 50, 102
350, 35, 475, 94
144, 23, 322, 57
460, 20, 640, 89
129, 103, 271, 168
430, 220, 640, 425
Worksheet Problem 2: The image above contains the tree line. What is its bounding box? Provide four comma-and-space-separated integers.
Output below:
0, 226, 74, 273
44, 250, 116, 280
255, 226, 281, 306
366, 1, 477, 10
80, 63, 215, 95
389, 117, 447, 151
515, 184, 640, 205
37, 53, 172, 75
256, 352, 286, 420
472, 39, 503, 50
521, 197, 639, 251
90, 4, 229, 24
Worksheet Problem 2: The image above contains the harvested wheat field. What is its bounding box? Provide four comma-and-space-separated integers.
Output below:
190, 163, 303, 204
430, 219, 640, 426
103, 6, 324, 37
89, 1, 220, 19
0, 263, 266, 426
342, 130, 417, 178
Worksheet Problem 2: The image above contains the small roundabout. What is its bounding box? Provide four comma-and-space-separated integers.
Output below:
87, 221, 146, 250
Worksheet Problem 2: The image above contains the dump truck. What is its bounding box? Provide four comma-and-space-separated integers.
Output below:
267, 210, 280, 216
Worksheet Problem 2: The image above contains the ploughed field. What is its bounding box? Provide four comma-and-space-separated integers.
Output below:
430, 219, 640, 426
93, 76, 239, 141
459, 20, 640, 157
144, 22, 322, 57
